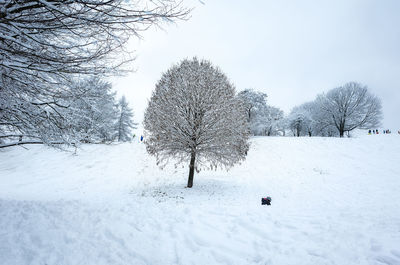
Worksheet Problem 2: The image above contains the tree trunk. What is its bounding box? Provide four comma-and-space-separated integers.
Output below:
339, 121, 345, 138
118, 113, 123, 142
187, 152, 196, 188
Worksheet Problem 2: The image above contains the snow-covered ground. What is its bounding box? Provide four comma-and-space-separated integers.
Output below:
1, 135, 400, 265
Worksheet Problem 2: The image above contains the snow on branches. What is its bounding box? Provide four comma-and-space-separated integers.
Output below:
0, 0, 188, 146
144, 58, 250, 187
237, 89, 284, 136
287, 82, 382, 137
317, 82, 382, 137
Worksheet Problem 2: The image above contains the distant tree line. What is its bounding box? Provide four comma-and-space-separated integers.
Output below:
239, 82, 382, 138
287, 82, 382, 137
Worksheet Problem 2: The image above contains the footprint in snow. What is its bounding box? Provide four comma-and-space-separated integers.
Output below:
104, 229, 126, 248
391, 250, 400, 259
375, 255, 400, 265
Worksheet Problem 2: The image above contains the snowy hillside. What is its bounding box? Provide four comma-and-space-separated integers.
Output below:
1, 135, 400, 265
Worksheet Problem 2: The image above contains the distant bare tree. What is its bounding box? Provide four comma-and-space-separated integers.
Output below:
316, 82, 382, 137
261, 106, 284, 136
287, 112, 305, 137
144, 58, 250, 188
237, 89, 284, 136
237, 89, 268, 123
287, 102, 316, 137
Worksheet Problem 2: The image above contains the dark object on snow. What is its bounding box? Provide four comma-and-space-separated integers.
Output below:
262, 197, 271, 205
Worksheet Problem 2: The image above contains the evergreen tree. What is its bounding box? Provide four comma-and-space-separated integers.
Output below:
117, 96, 137, 142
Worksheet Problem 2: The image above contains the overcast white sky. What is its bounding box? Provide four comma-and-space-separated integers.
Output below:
113, 0, 400, 130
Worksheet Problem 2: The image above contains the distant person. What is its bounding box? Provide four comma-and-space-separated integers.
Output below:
368, 129, 372, 135
383, 130, 386, 134
376, 129, 379, 134
140, 135, 144, 142
373, 130, 376, 134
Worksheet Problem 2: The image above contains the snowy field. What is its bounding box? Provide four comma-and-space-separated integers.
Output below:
1, 135, 400, 265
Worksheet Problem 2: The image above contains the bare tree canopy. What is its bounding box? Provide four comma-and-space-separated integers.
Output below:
0, 0, 189, 145
144, 58, 250, 188
237, 89, 267, 124
0, 0, 189, 77
316, 82, 382, 137
287, 102, 315, 137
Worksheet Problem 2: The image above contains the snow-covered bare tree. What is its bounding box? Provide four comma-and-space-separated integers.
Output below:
287, 102, 316, 137
116, 96, 136, 142
144, 58, 250, 188
260, 106, 284, 136
288, 112, 306, 137
237, 89, 284, 136
0, 0, 189, 146
237, 89, 268, 122
237, 89, 268, 135
310, 99, 338, 137
316, 82, 382, 137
